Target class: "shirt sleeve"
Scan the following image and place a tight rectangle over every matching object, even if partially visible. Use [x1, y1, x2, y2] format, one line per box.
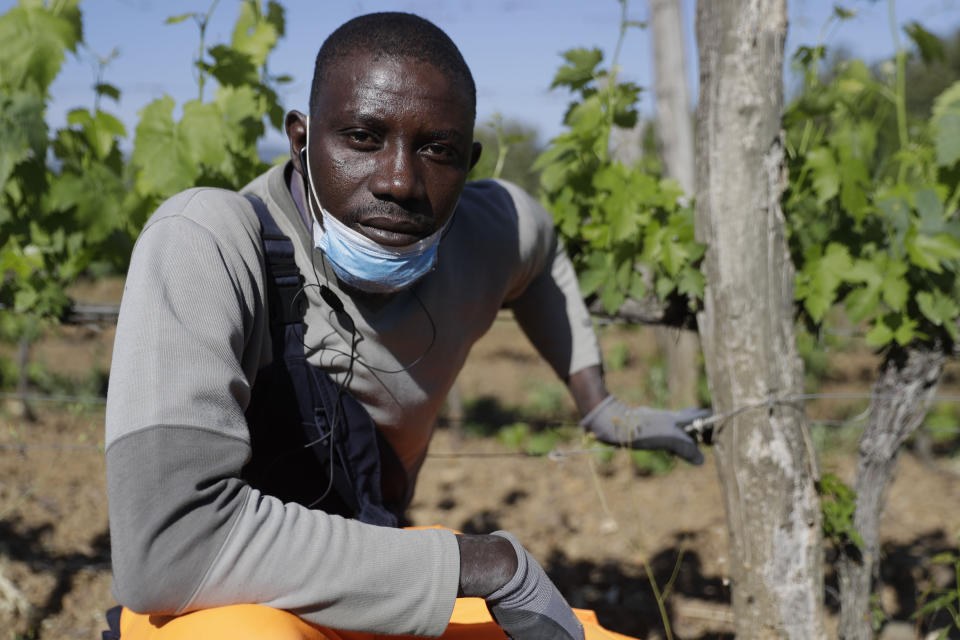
[105, 189, 460, 636]
[496, 181, 603, 379]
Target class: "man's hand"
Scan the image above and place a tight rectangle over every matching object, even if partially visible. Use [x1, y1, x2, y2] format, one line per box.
[456, 532, 584, 640]
[580, 395, 709, 465]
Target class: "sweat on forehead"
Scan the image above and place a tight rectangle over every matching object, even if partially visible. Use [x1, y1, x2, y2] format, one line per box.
[309, 12, 476, 118]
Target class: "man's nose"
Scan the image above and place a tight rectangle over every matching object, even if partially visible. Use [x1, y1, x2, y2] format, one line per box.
[369, 144, 425, 204]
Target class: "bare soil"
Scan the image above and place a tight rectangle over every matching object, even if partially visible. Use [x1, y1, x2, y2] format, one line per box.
[1, 283, 959, 639]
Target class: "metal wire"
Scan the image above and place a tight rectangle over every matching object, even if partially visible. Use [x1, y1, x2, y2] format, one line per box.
[3, 387, 958, 457]
[0, 392, 106, 404]
[0, 443, 102, 452]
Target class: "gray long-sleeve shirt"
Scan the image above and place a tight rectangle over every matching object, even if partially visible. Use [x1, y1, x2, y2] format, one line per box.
[105, 163, 601, 636]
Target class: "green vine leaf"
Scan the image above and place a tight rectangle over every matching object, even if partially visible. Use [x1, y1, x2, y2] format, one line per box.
[916, 291, 960, 340]
[805, 147, 840, 205]
[181, 100, 229, 169]
[231, 0, 279, 68]
[94, 82, 121, 102]
[131, 96, 195, 196]
[0, 0, 287, 323]
[903, 21, 945, 65]
[551, 48, 603, 90]
[578, 252, 609, 298]
[0, 91, 47, 196]
[165, 12, 197, 25]
[796, 243, 852, 322]
[787, 48, 960, 349]
[817, 472, 864, 550]
[0, 0, 81, 94]
[932, 80, 960, 167]
[538, 41, 703, 317]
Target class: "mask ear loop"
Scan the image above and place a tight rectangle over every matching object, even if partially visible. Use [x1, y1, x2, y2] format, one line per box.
[298, 140, 355, 336]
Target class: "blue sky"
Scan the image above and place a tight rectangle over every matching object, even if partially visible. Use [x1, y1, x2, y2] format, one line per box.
[7, 0, 960, 155]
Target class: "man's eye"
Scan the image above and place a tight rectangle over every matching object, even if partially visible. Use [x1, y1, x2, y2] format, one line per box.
[422, 143, 456, 160]
[345, 130, 377, 146]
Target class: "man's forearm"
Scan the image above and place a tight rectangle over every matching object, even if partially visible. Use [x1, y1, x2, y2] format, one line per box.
[566, 364, 609, 418]
[511, 241, 604, 385]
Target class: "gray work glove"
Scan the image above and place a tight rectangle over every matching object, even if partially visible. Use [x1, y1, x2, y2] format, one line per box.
[580, 395, 709, 465]
[485, 531, 584, 640]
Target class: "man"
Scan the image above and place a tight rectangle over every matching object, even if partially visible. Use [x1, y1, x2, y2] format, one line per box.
[104, 12, 706, 640]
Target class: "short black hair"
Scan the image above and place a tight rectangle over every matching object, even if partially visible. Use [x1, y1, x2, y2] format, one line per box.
[309, 12, 476, 118]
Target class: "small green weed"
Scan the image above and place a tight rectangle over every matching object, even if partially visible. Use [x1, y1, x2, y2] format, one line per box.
[521, 380, 569, 419]
[923, 403, 959, 445]
[817, 472, 864, 549]
[797, 330, 830, 393]
[0, 349, 109, 398]
[496, 421, 571, 456]
[645, 358, 670, 408]
[497, 422, 531, 450]
[27, 360, 109, 398]
[629, 449, 675, 475]
[914, 549, 960, 639]
[696, 368, 711, 408]
[0, 354, 17, 391]
[461, 395, 520, 437]
[869, 593, 887, 633]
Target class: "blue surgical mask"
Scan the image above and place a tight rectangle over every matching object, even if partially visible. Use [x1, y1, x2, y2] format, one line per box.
[303, 116, 449, 294]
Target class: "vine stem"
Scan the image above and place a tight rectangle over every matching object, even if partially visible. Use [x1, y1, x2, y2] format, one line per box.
[888, 0, 909, 182]
[195, 0, 222, 102]
[602, 0, 631, 162]
[610, 0, 629, 83]
[642, 558, 675, 640]
[491, 115, 509, 179]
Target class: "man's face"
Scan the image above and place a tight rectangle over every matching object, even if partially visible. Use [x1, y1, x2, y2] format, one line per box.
[288, 52, 481, 247]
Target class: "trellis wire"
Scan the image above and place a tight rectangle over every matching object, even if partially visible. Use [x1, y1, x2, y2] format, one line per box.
[2, 390, 958, 457]
[0, 392, 106, 405]
[7, 390, 960, 408]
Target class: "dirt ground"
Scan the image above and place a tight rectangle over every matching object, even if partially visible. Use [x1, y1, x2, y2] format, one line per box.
[1, 284, 959, 639]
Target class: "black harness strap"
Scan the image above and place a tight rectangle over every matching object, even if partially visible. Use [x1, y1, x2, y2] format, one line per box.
[241, 193, 403, 527]
[101, 605, 122, 640]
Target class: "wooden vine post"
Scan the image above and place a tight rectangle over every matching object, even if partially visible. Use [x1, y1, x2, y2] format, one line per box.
[694, 1, 826, 637]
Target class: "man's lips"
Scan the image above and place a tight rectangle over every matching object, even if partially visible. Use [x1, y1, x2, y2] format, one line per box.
[354, 215, 434, 247]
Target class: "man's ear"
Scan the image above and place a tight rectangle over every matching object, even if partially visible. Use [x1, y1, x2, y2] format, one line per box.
[285, 110, 307, 176]
[469, 141, 483, 172]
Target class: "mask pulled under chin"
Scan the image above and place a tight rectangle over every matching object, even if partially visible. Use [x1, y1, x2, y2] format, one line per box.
[312, 206, 448, 294]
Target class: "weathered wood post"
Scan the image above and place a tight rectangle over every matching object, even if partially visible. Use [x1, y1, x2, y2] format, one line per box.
[695, 1, 826, 637]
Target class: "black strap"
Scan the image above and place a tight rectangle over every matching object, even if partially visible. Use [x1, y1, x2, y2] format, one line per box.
[249, 194, 306, 325]
[242, 193, 402, 527]
[101, 605, 122, 640]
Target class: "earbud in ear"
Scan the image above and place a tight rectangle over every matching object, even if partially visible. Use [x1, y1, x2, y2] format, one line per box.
[299, 147, 307, 174]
